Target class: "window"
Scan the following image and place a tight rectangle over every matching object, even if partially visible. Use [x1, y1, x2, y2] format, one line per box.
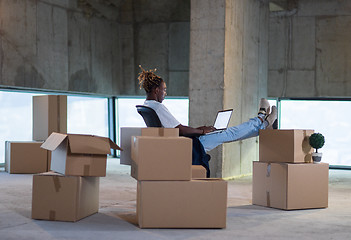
[0, 91, 109, 164]
[116, 97, 147, 130]
[0, 91, 44, 163]
[268, 99, 278, 110]
[67, 96, 108, 137]
[279, 99, 351, 167]
[0, 90, 190, 163]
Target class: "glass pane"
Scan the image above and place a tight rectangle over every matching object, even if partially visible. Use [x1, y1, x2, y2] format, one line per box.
[0, 91, 45, 163]
[268, 99, 277, 109]
[117, 98, 147, 130]
[280, 100, 351, 166]
[162, 98, 189, 126]
[67, 96, 108, 137]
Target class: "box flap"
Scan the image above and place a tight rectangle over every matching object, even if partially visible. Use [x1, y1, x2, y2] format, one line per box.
[67, 134, 121, 154]
[41, 132, 68, 151]
[108, 138, 123, 151]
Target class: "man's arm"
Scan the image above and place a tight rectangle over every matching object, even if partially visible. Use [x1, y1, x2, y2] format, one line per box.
[176, 124, 216, 136]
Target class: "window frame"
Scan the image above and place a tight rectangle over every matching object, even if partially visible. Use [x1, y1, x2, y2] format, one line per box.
[1, 87, 348, 170]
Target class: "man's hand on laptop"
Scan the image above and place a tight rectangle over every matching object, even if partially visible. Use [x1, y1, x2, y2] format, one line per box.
[197, 126, 217, 135]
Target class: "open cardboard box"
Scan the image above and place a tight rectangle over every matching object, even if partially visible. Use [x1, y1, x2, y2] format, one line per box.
[41, 132, 122, 176]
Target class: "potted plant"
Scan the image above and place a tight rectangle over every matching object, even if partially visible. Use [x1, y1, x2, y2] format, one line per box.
[309, 133, 325, 163]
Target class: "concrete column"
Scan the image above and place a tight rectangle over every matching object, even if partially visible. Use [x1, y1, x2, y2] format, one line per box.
[189, 0, 269, 178]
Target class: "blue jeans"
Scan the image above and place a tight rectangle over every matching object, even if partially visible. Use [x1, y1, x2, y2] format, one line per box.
[199, 117, 266, 152]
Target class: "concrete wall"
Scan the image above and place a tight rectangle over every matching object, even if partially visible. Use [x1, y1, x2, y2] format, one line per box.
[119, 0, 190, 96]
[0, 0, 121, 95]
[189, 0, 269, 178]
[268, 0, 351, 98]
[0, 0, 190, 96]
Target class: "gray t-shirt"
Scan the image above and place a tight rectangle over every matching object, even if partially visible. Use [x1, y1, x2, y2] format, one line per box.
[143, 100, 181, 128]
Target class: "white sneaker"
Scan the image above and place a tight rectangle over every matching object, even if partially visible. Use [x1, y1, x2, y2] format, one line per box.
[258, 98, 270, 116]
[266, 106, 277, 129]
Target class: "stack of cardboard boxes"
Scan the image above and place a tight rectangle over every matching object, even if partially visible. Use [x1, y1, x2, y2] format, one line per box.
[32, 132, 121, 222]
[120, 127, 228, 228]
[253, 129, 329, 210]
[10, 94, 124, 222]
[5, 95, 67, 174]
[120, 127, 208, 179]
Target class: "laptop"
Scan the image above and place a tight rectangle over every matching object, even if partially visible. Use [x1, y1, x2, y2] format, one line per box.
[206, 109, 233, 135]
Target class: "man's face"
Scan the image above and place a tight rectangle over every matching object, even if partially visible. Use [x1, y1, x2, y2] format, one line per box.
[156, 81, 167, 103]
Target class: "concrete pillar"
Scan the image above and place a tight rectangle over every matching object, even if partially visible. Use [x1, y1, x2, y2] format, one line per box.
[189, 0, 269, 178]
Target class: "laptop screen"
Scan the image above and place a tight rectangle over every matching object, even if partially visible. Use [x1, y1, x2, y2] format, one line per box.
[213, 109, 233, 130]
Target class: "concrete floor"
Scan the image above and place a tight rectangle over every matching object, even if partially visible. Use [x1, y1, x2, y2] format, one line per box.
[1, 158, 351, 240]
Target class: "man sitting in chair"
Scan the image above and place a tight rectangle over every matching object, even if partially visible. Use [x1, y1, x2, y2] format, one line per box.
[138, 66, 277, 153]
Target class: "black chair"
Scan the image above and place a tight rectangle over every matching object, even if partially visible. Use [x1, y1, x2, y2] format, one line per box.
[136, 105, 162, 127]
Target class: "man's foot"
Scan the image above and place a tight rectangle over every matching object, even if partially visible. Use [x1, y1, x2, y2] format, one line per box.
[258, 98, 270, 116]
[265, 106, 277, 129]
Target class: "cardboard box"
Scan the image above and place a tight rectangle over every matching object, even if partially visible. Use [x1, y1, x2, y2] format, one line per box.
[259, 129, 314, 163]
[41, 132, 122, 177]
[137, 179, 227, 228]
[32, 172, 99, 222]
[141, 128, 179, 137]
[131, 136, 192, 180]
[252, 161, 329, 210]
[5, 141, 48, 174]
[33, 95, 67, 141]
[191, 165, 207, 179]
[120, 127, 179, 165]
[120, 128, 142, 165]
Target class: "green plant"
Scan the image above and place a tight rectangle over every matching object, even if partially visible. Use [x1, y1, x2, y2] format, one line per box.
[309, 133, 325, 153]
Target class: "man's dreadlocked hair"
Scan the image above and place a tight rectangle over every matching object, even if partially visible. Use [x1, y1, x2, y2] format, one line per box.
[138, 65, 164, 93]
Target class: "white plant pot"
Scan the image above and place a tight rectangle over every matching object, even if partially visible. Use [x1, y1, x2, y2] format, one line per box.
[312, 152, 323, 163]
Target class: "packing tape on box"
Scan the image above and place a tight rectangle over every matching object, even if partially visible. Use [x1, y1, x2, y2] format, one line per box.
[159, 128, 165, 136]
[49, 210, 56, 221]
[131, 161, 137, 176]
[266, 164, 271, 177]
[266, 164, 271, 207]
[52, 176, 61, 192]
[266, 191, 271, 207]
[84, 165, 90, 175]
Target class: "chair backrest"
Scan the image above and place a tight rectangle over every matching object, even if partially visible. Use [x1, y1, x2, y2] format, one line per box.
[136, 105, 162, 127]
